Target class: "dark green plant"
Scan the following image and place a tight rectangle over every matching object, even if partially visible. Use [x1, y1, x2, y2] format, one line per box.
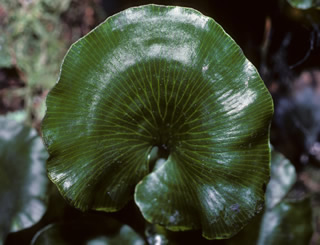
[42, 4, 273, 240]
[0, 116, 48, 243]
[227, 150, 313, 245]
[31, 218, 144, 245]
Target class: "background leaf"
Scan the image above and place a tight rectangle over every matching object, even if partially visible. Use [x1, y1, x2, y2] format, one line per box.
[287, 0, 320, 9]
[227, 150, 313, 245]
[31, 216, 145, 245]
[0, 117, 48, 243]
[266, 149, 297, 209]
[42, 4, 273, 239]
[257, 198, 313, 245]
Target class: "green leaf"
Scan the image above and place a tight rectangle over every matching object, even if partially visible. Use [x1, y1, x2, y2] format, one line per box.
[42, 5, 273, 239]
[266, 150, 297, 209]
[257, 198, 313, 245]
[226, 150, 313, 245]
[31, 221, 145, 245]
[287, 0, 320, 9]
[0, 117, 48, 242]
[225, 213, 263, 245]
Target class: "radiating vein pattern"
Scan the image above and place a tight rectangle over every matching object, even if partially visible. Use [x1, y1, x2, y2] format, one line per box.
[42, 5, 273, 240]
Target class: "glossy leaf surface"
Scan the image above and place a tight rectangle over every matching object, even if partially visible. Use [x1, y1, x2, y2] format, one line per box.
[0, 117, 48, 243]
[42, 5, 273, 239]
